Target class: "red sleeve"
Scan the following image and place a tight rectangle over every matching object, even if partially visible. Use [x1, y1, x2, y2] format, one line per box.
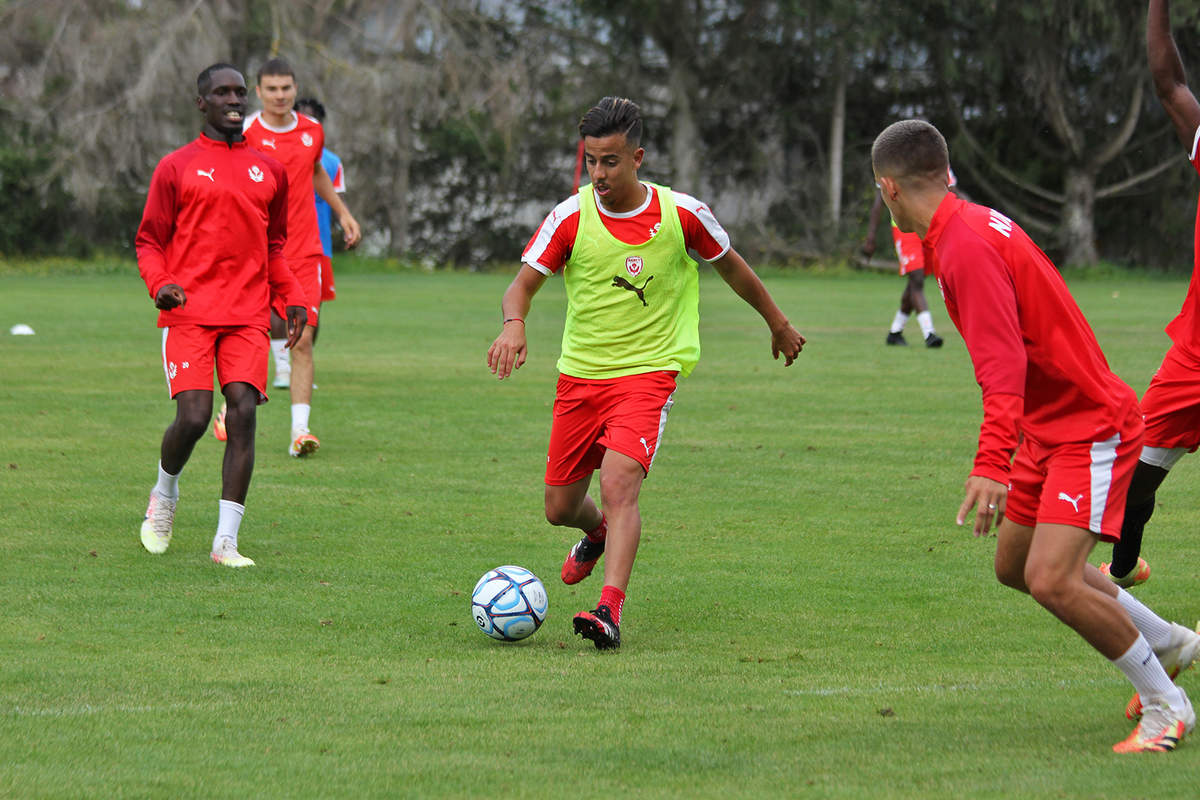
[265, 164, 303, 307]
[135, 155, 180, 299]
[939, 231, 1026, 480]
[973, 392, 1022, 482]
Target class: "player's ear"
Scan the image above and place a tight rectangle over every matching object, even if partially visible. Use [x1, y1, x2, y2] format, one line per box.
[877, 175, 900, 201]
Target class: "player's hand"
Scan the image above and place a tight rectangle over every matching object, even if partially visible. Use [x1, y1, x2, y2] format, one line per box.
[770, 322, 806, 367]
[154, 284, 187, 310]
[284, 305, 308, 349]
[487, 321, 527, 379]
[861, 237, 876, 257]
[339, 212, 362, 249]
[957, 475, 1007, 537]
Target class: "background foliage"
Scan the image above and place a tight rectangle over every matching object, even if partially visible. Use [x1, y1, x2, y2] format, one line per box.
[4, 0, 1200, 268]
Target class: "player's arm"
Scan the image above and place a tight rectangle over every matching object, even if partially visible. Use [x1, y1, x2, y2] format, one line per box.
[710, 248, 805, 366]
[1149, 0, 1200, 148]
[314, 161, 361, 248]
[135, 159, 185, 309]
[265, 167, 307, 347]
[487, 264, 548, 379]
[941, 241, 1024, 535]
[862, 191, 884, 256]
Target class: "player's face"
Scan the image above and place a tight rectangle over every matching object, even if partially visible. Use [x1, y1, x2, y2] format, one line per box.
[197, 69, 248, 139]
[584, 133, 645, 212]
[256, 73, 297, 119]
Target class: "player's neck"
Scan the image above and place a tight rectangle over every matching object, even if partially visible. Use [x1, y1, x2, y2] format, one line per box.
[261, 108, 294, 129]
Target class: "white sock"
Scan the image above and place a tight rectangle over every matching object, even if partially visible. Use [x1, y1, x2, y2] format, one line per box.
[270, 339, 290, 374]
[889, 311, 909, 334]
[292, 403, 311, 432]
[1116, 588, 1173, 652]
[154, 461, 180, 499]
[213, 499, 245, 552]
[917, 311, 936, 338]
[1111, 633, 1185, 707]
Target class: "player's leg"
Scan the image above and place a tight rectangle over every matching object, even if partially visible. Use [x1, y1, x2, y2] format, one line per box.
[546, 476, 607, 585]
[906, 272, 942, 348]
[141, 388, 212, 554]
[1103, 459, 1168, 586]
[211, 380, 259, 567]
[885, 279, 909, 346]
[289, 324, 319, 457]
[269, 308, 291, 388]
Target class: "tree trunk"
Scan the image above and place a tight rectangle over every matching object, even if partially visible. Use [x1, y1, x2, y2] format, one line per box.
[828, 46, 846, 235]
[1062, 167, 1098, 266]
[668, 57, 699, 192]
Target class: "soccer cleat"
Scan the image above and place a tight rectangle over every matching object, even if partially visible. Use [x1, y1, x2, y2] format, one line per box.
[1100, 558, 1150, 588]
[273, 369, 290, 389]
[1126, 621, 1200, 720]
[289, 429, 320, 458]
[1114, 693, 1194, 753]
[925, 332, 944, 348]
[139, 490, 177, 554]
[561, 536, 605, 585]
[212, 402, 227, 442]
[573, 606, 621, 650]
[210, 539, 255, 568]
[885, 331, 907, 346]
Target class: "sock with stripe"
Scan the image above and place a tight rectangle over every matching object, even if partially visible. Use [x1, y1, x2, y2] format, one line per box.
[599, 584, 625, 626]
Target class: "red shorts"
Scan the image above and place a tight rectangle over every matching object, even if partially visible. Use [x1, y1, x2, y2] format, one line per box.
[319, 255, 336, 302]
[545, 371, 678, 486]
[891, 227, 924, 275]
[1140, 343, 1200, 452]
[272, 254, 322, 326]
[1003, 414, 1143, 542]
[160, 324, 269, 402]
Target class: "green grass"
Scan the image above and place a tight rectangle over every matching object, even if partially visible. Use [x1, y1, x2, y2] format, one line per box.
[2, 266, 1200, 798]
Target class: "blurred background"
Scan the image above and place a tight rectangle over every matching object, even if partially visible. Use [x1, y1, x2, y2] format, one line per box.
[4, 0, 1200, 270]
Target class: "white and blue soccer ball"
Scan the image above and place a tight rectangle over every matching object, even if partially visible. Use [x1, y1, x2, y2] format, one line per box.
[471, 565, 548, 641]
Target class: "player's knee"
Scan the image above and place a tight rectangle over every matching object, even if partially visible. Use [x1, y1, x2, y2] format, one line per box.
[544, 498, 576, 527]
[1024, 564, 1072, 612]
[994, 554, 1026, 592]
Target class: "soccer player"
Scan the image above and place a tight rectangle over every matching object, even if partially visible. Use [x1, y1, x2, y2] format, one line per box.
[243, 58, 361, 457]
[872, 118, 1199, 753]
[862, 174, 959, 348]
[135, 63, 307, 567]
[487, 97, 806, 650]
[295, 97, 345, 314]
[1099, 0, 1200, 591]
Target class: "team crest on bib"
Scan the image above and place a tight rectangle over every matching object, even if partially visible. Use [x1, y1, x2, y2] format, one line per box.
[301, 132, 313, 147]
[248, 165, 264, 183]
[625, 256, 643, 277]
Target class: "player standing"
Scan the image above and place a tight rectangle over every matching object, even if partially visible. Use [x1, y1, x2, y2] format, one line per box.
[296, 97, 346, 312]
[1099, 0, 1200, 593]
[136, 63, 306, 567]
[243, 58, 361, 457]
[872, 119, 1199, 752]
[487, 97, 806, 649]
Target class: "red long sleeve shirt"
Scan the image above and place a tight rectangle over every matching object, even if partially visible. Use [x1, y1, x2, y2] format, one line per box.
[923, 193, 1138, 483]
[135, 134, 304, 328]
[1163, 128, 1200, 358]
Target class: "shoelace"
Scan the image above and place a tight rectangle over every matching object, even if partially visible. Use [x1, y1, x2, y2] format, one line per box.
[150, 496, 176, 537]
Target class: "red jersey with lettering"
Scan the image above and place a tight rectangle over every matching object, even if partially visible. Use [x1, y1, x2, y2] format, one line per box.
[135, 134, 302, 328]
[522, 183, 730, 274]
[924, 193, 1138, 482]
[1162, 127, 1200, 358]
[243, 110, 325, 262]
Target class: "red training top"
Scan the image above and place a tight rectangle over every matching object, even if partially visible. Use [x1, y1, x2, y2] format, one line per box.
[136, 134, 302, 328]
[923, 193, 1138, 483]
[1162, 127, 1200, 358]
[243, 110, 325, 262]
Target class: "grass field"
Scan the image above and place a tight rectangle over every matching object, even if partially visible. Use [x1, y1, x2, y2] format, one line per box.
[3, 265, 1200, 798]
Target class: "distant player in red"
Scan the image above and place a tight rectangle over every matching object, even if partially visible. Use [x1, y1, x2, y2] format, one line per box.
[862, 169, 959, 348]
[1101, 0, 1200, 590]
[242, 57, 361, 458]
[135, 63, 307, 567]
[872, 118, 1198, 753]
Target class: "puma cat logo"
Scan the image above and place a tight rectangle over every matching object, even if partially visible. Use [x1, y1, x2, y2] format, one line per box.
[612, 275, 654, 306]
[1058, 492, 1083, 513]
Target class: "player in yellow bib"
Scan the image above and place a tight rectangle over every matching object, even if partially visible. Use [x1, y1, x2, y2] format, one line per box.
[487, 96, 806, 649]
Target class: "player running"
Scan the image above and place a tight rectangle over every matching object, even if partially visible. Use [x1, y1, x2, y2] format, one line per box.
[1099, 0, 1200, 593]
[136, 63, 306, 567]
[872, 118, 1199, 753]
[487, 97, 806, 650]
[241, 58, 361, 457]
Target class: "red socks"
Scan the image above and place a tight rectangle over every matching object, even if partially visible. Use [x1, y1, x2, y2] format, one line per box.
[599, 585, 625, 625]
[585, 514, 607, 544]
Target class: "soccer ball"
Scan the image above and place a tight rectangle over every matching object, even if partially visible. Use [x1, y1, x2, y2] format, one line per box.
[471, 565, 548, 641]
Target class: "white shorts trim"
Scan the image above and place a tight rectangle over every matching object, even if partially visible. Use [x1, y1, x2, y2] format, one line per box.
[1140, 445, 1188, 471]
[1088, 434, 1120, 534]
